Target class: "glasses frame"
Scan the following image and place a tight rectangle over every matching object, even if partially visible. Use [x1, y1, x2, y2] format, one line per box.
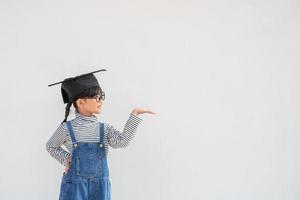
[84, 91, 105, 102]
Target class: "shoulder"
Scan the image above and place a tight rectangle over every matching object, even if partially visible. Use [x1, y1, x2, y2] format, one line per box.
[61, 119, 77, 129]
[99, 122, 114, 133]
[59, 121, 68, 130]
[99, 121, 110, 129]
[55, 121, 71, 135]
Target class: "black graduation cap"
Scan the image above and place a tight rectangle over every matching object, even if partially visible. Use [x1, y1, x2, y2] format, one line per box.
[48, 69, 106, 104]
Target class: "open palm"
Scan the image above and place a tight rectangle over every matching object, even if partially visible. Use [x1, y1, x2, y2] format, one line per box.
[131, 108, 156, 116]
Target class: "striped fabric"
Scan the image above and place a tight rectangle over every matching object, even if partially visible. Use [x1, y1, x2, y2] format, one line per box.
[46, 110, 142, 166]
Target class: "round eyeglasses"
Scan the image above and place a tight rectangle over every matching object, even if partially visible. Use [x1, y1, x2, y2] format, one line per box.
[88, 91, 105, 102]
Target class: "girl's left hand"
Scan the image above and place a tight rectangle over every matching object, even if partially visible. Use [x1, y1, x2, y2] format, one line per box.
[64, 157, 71, 174]
[131, 108, 156, 116]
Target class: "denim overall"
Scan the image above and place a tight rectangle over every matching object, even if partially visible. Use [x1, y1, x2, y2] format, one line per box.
[59, 121, 111, 200]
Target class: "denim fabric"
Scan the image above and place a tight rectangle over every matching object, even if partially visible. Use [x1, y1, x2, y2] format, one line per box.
[59, 121, 111, 200]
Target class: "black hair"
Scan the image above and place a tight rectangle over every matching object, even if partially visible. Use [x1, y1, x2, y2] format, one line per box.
[61, 86, 102, 124]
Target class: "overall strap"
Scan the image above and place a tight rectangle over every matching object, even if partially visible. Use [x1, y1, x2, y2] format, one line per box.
[66, 121, 77, 145]
[99, 122, 104, 148]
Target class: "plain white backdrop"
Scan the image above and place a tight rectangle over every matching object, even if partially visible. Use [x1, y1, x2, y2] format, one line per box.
[0, 0, 299, 199]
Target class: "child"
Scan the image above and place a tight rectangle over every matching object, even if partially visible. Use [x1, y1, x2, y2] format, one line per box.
[46, 69, 155, 200]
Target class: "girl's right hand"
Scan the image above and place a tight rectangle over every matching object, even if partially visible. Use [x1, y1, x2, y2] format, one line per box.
[64, 157, 71, 173]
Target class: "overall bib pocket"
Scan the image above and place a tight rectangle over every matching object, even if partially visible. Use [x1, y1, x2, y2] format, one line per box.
[75, 154, 102, 178]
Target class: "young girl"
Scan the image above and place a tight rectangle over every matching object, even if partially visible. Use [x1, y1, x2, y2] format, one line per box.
[46, 69, 155, 200]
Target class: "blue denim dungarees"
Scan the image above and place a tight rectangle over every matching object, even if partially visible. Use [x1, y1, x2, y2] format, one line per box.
[59, 121, 111, 200]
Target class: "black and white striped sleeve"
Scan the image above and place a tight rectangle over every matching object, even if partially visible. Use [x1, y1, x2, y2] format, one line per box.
[46, 123, 71, 166]
[105, 113, 142, 148]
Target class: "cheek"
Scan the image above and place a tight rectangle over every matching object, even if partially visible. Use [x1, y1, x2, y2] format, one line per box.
[90, 102, 98, 109]
[85, 101, 96, 110]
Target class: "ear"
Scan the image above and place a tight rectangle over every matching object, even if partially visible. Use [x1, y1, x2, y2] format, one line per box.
[76, 98, 86, 107]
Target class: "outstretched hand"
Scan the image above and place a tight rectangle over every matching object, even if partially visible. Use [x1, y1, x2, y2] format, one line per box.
[131, 108, 156, 116]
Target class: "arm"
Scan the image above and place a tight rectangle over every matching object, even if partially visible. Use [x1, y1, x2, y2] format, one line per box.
[106, 113, 143, 148]
[46, 123, 71, 166]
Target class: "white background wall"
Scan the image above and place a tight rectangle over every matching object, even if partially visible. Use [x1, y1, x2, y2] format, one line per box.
[0, 0, 299, 199]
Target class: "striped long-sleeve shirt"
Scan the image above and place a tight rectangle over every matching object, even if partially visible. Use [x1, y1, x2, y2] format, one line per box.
[46, 110, 142, 166]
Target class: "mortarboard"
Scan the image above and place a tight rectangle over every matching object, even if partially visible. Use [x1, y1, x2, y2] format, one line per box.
[48, 69, 106, 104]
